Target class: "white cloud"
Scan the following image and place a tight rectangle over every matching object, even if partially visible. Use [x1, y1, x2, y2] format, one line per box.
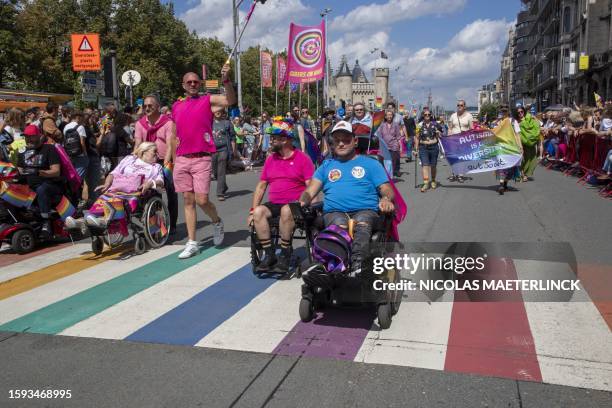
[180, 0, 311, 51]
[450, 19, 514, 51]
[330, 0, 466, 32]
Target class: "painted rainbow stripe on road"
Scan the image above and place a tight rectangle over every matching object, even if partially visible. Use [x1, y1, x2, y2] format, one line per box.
[0, 247, 610, 392]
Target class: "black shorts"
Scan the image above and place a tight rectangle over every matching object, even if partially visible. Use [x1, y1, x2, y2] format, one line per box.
[263, 202, 285, 218]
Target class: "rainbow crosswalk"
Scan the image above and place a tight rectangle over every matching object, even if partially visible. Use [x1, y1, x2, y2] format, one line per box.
[0, 243, 611, 392]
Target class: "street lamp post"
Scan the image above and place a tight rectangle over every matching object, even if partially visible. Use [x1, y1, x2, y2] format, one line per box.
[321, 8, 332, 108]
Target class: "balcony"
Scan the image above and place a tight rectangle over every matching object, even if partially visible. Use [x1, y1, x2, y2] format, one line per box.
[517, 10, 533, 25]
[515, 54, 531, 67]
[591, 51, 611, 69]
[536, 66, 558, 89]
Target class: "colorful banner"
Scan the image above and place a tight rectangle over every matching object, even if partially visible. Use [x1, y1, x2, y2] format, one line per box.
[260, 51, 273, 88]
[287, 20, 326, 84]
[439, 118, 522, 175]
[399, 104, 405, 113]
[375, 97, 383, 109]
[370, 111, 385, 136]
[277, 56, 287, 90]
[0, 181, 36, 208]
[56, 196, 76, 221]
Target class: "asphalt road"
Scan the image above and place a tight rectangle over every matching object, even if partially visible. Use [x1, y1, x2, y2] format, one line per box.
[1, 158, 611, 408]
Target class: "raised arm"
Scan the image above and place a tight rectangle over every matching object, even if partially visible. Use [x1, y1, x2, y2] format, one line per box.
[211, 64, 237, 114]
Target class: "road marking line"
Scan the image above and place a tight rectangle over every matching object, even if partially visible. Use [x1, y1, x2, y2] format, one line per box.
[61, 247, 251, 340]
[0, 245, 129, 301]
[0, 245, 179, 325]
[0, 245, 225, 334]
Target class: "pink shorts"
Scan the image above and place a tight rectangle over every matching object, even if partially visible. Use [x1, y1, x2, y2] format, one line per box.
[173, 155, 212, 194]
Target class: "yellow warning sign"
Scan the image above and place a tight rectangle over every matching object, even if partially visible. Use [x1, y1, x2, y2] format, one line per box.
[71, 33, 101, 72]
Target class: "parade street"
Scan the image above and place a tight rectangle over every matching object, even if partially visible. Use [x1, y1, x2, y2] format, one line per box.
[1, 161, 610, 408]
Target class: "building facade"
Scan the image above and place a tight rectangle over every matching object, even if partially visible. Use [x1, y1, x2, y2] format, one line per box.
[500, 26, 516, 104]
[510, 0, 612, 109]
[328, 56, 390, 110]
[478, 81, 503, 112]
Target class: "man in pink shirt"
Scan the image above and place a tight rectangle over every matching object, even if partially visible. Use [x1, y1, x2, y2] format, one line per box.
[172, 64, 236, 259]
[247, 119, 315, 272]
[134, 94, 178, 236]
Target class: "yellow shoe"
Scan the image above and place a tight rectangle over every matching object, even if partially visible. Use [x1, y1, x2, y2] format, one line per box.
[420, 181, 430, 192]
[431, 181, 437, 189]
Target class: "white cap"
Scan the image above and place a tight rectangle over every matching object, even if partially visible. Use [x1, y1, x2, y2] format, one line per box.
[331, 120, 353, 135]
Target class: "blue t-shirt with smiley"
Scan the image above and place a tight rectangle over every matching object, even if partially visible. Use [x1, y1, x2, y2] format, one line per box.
[313, 155, 388, 213]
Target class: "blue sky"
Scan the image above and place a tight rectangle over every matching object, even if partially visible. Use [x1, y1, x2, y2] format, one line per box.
[175, 0, 522, 108]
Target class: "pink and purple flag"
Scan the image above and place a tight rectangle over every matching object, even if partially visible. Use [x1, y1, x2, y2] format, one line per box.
[287, 20, 326, 84]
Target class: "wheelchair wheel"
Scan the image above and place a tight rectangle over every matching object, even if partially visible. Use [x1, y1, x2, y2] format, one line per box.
[142, 196, 170, 249]
[134, 235, 146, 255]
[11, 229, 35, 254]
[299, 297, 314, 322]
[103, 231, 125, 248]
[377, 303, 392, 330]
[92, 236, 104, 255]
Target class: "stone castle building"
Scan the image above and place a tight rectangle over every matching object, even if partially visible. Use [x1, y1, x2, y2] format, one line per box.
[328, 55, 390, 110]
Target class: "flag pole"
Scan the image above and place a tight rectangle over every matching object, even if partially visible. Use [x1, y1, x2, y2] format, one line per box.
[316, 80, 319, 119]
[307, 82, 310, 111]
[275, 54, 278, 116]
[288, 83, 291, 114]
[298, 84, 302, 108]
[259, 45, 263, 116]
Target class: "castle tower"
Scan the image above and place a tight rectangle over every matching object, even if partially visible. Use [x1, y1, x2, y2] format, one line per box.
[374, 67, 389, 105]
[335, 55, 353, 105]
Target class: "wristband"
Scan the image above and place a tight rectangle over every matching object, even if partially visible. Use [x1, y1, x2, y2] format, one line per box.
[249, 207, 254, 214]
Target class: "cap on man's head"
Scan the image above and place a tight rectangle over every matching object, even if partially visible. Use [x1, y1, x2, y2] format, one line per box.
[331, 121, 353, 135]
[23, 124, 40, 136]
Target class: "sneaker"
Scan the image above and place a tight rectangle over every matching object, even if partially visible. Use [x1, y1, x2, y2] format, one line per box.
[65, 216, 87, 235]
[178, 240, 199, 259]
[276, 248, 292, 273]
[431, 181, 437, 189]
[497, 185, 505, 195]
[420, 181, 430, 193]
[213, 219, 224, 246]
[256, 252, 277, 272]
[40, 220, 52, 238]
[85, 214, 105, 228]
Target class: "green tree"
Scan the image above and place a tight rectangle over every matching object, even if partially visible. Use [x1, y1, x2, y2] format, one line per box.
[0, 0, 20, 87]
[479, 102, 499, 123]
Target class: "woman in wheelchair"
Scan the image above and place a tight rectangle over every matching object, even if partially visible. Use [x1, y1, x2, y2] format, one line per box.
[298, 120, 395, 276]
[248, 118, 315, 273]
[65, 142, 163, 232]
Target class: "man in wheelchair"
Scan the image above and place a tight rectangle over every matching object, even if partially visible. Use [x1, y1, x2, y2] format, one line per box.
[248, 118, 315, 273]
[17, 125, 64, 237]
[299, 121, 395, 276]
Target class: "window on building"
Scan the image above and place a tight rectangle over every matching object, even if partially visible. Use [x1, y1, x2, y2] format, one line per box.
[563, 7, 572, 33]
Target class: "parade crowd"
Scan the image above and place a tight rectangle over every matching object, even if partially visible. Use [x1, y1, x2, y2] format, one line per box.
[1, 64, 611, 260]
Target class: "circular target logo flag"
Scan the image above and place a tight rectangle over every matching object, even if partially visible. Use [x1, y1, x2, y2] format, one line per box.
[287, 20, 326, 84]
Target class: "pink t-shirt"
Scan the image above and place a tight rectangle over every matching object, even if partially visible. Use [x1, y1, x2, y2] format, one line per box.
[260, 149, 314, 204]
[134, 117, 173, 160]
[171, 95, 216, 156]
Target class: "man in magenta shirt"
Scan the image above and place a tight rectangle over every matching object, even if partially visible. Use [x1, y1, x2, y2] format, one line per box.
[248, 118, 315, 272]
[172, 65, 236, 259]
[134, 94, 178, 235]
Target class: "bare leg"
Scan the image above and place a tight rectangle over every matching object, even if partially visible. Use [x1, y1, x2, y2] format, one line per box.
[183, 192, 197, 242]
[195, 193, 221, 223]
[279, 205, 295, 242]
[253, 205, 272, 240]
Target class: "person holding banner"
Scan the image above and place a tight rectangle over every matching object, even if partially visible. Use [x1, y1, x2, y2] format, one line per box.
[415, 110, 443, 192]
[448, 100, 473, 182]
[492, 105, 521, 195]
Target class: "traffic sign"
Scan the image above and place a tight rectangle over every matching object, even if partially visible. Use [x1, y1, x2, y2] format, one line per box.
[71, 33, 101, 72]
[121, 70, 141, 87]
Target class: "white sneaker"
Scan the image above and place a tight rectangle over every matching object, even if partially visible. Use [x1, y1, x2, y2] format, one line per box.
[85, 214, 105, 228]
[65, 216, 87, 235]
[178, 240, 199, 259]
[213, 219, 224, 246]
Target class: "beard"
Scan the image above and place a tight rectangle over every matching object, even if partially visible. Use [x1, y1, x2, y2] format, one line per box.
[271, 143, 282, 153]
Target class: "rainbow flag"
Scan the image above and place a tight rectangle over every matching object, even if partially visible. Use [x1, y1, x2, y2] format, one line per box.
[370, 110, 385, 137]
[304, 128, 322, 165]
[104, 198, 126, 221]
[375, 97, 383, 109]
[55, 195, 76, 221]
[0, 162, 18, 178]
[0, 182, 36, 208]
[148, 214, 168, 236]
[594, 92, 603, 108]
[163, 162, 173, 187]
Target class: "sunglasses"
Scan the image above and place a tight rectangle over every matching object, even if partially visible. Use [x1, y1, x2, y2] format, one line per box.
[185, 80, 200, 85]
[424, 114, 431, 117]
[143, 104, 155, 109]
[354, 109, 364, 111]
[457, 104, 465, 107]
[518, 110, 525, 114]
